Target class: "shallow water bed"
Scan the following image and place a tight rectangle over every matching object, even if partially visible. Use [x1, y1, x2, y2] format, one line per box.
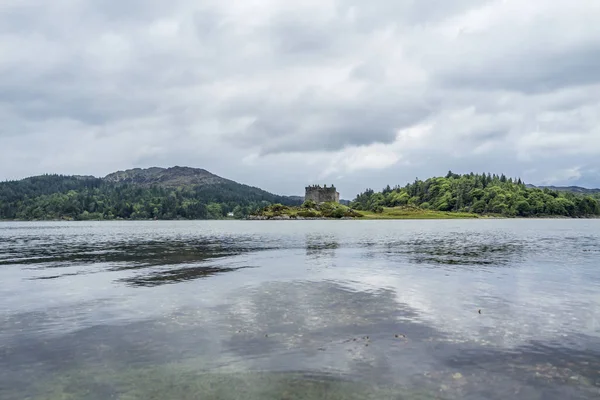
[1, 220, 599, 399]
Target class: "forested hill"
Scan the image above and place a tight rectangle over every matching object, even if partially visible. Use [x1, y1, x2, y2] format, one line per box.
[526, 184, 600, 195]
[104, 166, 228, 187]
[351, 172, 600, 218]
[0, 167, 301, 220]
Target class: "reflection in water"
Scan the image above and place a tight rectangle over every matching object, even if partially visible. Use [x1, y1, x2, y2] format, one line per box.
[381, 233, 526, 267]
[3, 279, 599, 399]
[1, 233, 270, 286]
[1, 221, 599, 399]
[305, 233, 339, 270]
[120, 265, 257, 287]
[0, 238, 254, 268]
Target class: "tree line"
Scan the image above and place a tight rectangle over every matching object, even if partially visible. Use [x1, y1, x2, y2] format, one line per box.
[351, 172, 600, 217]
[0, 175, 300, 220]
[3, 172, 599, 220]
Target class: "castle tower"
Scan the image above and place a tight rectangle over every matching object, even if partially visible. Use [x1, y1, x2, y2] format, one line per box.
[305, 184, 340, 203]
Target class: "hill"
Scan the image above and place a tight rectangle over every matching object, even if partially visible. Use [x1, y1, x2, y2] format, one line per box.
[352, 171, 600, 218]
[0, 167, 301, 220]
[104, 166, 228, 187]
[525, 184, 600, 194]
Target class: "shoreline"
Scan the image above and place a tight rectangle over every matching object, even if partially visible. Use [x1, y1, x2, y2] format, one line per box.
[1, 215, 599, 222]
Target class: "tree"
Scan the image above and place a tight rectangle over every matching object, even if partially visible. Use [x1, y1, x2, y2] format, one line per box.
[471, 200, 487, 214]
[350, 172, 600, 218]
[232, 205, 244, 219]
[206, 203, 223, 219]
[515, 200, 531, 216]
[302, 199, 317, 209]
[0, 173, 304, 220]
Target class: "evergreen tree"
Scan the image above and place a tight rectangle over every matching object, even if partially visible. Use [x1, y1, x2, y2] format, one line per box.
[350, 172, 600, 218]
[0, 175, 301, 220]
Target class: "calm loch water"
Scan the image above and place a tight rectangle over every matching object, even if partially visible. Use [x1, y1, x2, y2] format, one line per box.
[0, 220, 599, 399]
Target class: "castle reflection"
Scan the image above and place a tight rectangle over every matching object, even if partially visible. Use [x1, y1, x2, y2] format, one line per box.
[305, 233, 339, 269]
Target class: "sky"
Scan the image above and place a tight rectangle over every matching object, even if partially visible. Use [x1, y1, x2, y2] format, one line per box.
[1, 0, 600, 198]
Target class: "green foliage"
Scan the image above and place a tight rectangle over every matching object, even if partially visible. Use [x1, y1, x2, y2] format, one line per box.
[264, 204, 292, 217]
[0, 174, 301, 220]
[302, 199, 317, 209]
[351, 171, 600, 218]
[270, 204, 289, 213]
[515, 200, 531, 216]
[318, 202, 361, 218]
[256, 201, 362, 219]
[297, 209, 319, 218]
[360, 205, 479, 219]
[206, 203, 223, 219]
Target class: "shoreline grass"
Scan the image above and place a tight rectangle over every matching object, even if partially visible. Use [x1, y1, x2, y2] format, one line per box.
[357, 207, 481, 219]
[251, 204, 484, 220]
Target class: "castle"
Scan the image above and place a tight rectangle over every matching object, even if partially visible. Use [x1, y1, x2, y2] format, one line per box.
[305, 184, 340, 203]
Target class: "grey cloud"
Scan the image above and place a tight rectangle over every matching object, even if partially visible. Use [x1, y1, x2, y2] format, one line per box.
[542, 89, 600, 113]
[466, 129, 507, 144]
[0, 80, 157, 126]
[0, 7, 35, 34]
[268, 19, 338, 56]
[0, 21, 214, 126]
[87, 0, 186, 24]
[437, 43, 600, 94]
[193, 8, 225, 37]
[351, 61, 387, 82]
[253, 10, 360, 67]
[570, 165, 600, 188]
[337, 0, 492, 29]
[245, 114, 397, 154]
[224, 88, 434, 154]
[1, 0, 600, 194]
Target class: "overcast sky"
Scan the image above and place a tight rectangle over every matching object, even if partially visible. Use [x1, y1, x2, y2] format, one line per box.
[1, 0, 599, 198]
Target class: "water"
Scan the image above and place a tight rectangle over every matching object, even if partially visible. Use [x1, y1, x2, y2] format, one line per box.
[0, 220, 599, 399]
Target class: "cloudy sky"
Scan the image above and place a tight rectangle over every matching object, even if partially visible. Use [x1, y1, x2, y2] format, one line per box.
[1, 0, 599, 197]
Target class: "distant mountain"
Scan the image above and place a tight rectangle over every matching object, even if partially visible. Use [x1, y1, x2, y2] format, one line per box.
[104, 166, 227, 187]
[526, 184, 600, 194]
[0, 166, 302, 220]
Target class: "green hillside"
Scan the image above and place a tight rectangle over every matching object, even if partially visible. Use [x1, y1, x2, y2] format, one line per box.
[0, 167, 301, 221]
[3, 168, 599, 221]
[351, 172, 600, 218]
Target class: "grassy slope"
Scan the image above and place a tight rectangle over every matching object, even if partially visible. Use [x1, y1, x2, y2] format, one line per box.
[358, 206, 481, 219]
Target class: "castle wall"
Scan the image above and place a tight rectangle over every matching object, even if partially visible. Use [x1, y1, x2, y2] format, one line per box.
[305, 185, 340, 203]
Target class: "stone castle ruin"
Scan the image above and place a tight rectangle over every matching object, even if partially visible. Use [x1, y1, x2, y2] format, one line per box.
[305, 184, 340, 204]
